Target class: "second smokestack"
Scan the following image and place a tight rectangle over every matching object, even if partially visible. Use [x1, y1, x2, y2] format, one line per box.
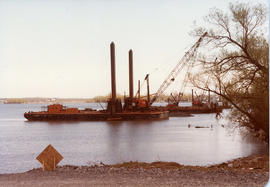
[110, 42, 116, 114]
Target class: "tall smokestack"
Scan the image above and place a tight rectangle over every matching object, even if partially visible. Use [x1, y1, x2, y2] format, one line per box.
[110, 42, 116, 114]
[129, 49, 134, 99]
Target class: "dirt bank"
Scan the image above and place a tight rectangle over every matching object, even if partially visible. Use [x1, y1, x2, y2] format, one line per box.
[0, 154, 268, 187]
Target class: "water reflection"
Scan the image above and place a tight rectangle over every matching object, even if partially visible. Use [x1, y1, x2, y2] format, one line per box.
[106, 122, 122, 158]
[105, 121, 157, 163]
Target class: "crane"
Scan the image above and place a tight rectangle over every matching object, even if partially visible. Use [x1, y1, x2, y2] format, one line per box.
[150, 32, 207, 105]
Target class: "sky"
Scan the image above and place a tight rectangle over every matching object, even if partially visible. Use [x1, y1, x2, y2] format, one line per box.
[0, 0, 268, 98]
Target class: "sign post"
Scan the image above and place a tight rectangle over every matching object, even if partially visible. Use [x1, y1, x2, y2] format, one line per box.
[36, 144, 63, 171]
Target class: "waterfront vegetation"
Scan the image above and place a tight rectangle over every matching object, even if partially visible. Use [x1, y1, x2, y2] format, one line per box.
[190, 2, 269, 142]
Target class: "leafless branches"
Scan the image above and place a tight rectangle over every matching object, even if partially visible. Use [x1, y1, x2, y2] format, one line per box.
[189, 2, 269, 140]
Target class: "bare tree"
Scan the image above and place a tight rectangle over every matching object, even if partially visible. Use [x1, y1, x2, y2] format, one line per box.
[190, 2, 269, 141]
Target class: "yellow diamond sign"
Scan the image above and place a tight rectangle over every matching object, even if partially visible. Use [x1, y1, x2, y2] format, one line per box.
[36, 144, 63, 171]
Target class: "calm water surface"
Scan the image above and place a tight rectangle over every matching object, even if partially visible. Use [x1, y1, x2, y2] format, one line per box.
[0, 103, 267, 174]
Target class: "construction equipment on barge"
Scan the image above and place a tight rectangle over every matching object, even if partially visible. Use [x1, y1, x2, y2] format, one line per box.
[164, 89, 224, 115]
[144, 32, 223, 114]
[24, 32, 223, 121]
[24, 42, 169, 121]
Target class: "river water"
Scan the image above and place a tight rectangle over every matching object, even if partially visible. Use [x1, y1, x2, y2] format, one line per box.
[0, 103, 267, 174]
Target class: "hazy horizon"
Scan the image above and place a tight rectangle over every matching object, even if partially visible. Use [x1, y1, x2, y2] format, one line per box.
[0, 0, 267, 98]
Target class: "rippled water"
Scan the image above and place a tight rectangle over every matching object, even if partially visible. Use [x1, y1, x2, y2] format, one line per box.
[0, 103, 267, 174]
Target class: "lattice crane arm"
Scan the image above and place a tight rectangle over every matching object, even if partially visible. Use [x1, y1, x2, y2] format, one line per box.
[150, 32, 207, 105]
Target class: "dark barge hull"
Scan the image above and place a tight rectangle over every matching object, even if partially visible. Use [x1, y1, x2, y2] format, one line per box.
[24, 111, 169, 121]
[152, 106, 223, 116]
[170, 107, 223, 114]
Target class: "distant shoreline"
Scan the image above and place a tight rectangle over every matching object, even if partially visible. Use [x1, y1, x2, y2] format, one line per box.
[0, 99, 180, 104]
[0, 96, 192, 104]
[1, 98, 95, 104]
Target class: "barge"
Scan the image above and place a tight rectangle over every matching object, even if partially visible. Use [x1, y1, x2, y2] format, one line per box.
[151, 105, 222, 117]
[166, 106, 223, 114]
[24, 104, 169, 121]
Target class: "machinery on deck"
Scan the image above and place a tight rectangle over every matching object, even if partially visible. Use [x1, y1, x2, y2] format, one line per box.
[123, 32, 208, 111]
[167, 92, 183, 107]
[108, 32, 222, 115]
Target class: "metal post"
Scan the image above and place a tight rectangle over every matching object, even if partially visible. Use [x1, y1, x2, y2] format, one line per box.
[138, 80, 140, 99]
[110, 42, 116, 114]
[146, 74, 150, 107]
[192, 89, 194, 106]
[129, 50, 133, 99]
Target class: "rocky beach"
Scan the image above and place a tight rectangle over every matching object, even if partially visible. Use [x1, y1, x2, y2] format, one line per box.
[0, 154, 268, 187]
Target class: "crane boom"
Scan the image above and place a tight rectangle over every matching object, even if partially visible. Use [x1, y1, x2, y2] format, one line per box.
[150, 32, 207, 105]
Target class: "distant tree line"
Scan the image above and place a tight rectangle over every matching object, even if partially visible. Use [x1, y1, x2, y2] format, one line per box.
[90, 93, 194, 103]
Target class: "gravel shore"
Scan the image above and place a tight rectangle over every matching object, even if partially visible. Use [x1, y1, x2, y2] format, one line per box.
[0, 154, 268, 187]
